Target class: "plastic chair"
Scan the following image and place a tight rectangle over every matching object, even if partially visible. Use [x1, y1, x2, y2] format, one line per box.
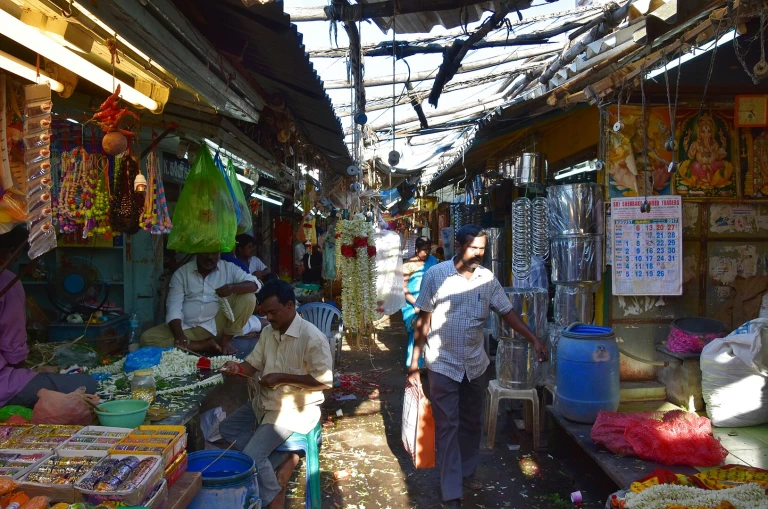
[484, 379, 540, 450]
[297, 302, 343, 367]
[274, 421, 323, 508]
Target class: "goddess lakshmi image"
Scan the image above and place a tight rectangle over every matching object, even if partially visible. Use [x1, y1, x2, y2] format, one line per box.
[606, 106, 672, 197]
[676, 112, 736, 196]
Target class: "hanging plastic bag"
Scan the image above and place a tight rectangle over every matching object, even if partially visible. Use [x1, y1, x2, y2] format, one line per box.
[401, 384, 435, 468]
[701, 318, 768, 427]
[226, 159, 252, 234]
[167, 145, 237, 253]
[213, 152, 241, 226]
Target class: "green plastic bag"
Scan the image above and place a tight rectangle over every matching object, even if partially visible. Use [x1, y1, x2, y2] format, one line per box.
[167, 145, 237, 253]
[0, 405, 33, 422]
[226, 159, 253, 235]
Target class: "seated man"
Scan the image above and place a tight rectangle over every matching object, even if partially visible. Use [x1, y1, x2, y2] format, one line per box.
[0, 226, 97, 407]
[220, 280, 333, 508]
[140, 253, 259, 354]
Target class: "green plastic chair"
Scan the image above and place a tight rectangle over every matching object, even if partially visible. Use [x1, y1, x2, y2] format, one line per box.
[275, 420, 322, 508]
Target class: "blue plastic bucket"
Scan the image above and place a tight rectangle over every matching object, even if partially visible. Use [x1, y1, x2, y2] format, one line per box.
[556, 323, 620, 424]
[187, 450, 260, 509]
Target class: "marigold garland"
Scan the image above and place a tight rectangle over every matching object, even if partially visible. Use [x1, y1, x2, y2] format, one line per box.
[335, 216, 377, 331]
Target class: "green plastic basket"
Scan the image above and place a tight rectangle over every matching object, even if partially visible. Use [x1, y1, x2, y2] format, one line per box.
[94, 399, 149, 428]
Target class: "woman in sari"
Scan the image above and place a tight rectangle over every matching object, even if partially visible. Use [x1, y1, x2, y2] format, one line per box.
[401, 236, 438, 367]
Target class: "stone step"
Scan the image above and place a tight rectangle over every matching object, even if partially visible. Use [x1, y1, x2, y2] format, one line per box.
[620, 381, 667, 402]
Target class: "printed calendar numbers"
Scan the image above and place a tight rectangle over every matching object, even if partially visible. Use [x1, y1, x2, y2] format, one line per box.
[611, 196, 683, 296]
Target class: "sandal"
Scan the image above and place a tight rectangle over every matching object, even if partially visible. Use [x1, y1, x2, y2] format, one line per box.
[462, 477, 483, 491]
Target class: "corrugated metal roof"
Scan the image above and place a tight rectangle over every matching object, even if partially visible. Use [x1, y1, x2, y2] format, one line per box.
[425, 0, 729, 189]
[171, 0, 352, 176]
[359, 0, 508, 34]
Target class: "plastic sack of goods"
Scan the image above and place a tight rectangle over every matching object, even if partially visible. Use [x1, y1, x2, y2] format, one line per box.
[167, 145, 237, 254]
[701, 318, 768, 427]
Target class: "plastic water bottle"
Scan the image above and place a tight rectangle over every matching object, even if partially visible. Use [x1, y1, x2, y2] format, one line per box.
[128, 311, 140, 352]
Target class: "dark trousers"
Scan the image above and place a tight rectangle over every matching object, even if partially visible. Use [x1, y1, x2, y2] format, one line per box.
[428, 367, 489, 501]
[7, 373, 97, 407]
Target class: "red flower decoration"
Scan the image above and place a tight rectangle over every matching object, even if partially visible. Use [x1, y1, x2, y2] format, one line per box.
[341, 245, 356, 258]
[367, 245, 377, 257]
[353, 236, 368, 248]
[335, 233, 341, 239]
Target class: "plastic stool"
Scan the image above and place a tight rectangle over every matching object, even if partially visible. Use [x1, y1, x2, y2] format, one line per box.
[484, 379, 540, 450]
[274, 421, 322, 508]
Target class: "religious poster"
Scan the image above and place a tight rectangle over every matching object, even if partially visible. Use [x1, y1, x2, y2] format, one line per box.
[605, 105, 674, 198]
[741, 127, 768, 197]
[674, 110, 738, 197]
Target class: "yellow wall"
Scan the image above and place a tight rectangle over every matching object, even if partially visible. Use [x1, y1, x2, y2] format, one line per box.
[469, 106, 599, 169]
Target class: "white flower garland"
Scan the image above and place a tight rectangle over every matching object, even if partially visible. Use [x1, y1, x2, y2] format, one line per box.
[89, 349, 239, 380]
[90, 357, 126, 375]
[335, 216, 378, 331]
[623, 482, 768, 509]
[156, 374, 224, 396]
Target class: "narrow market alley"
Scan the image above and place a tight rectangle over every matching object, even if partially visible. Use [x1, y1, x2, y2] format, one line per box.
[278, 315, 616, 509]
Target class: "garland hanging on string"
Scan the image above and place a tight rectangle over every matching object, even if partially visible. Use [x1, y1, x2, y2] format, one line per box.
[335, 215, 377, 330]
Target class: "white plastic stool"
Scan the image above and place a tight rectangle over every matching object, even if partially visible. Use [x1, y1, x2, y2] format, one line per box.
[484, 379, 540, 450]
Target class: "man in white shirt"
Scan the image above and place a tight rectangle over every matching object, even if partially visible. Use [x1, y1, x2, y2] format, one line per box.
[220, 280, 333, 508]
[407, 225, 549, 508]
[140, 253, 260, 354]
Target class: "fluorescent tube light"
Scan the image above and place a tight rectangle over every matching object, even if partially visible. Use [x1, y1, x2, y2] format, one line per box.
[66, 118, 79, 124]
[236, 173, 254, 186]
[0, 50, 64, 92]
[251, 192, 283, 206]
[0, 9, 158, 110]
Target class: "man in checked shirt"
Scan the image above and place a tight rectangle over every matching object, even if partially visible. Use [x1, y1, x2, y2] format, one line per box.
[407, 224, 549, 508]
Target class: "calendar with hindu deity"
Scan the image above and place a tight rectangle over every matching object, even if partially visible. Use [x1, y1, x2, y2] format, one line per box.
[611, 196, 683, 296]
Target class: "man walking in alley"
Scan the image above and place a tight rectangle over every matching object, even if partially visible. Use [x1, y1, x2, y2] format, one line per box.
[407, 224, 549, 508]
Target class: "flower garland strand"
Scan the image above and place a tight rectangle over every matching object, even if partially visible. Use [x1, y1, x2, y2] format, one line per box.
[620, 482, 768, 509]
[336, 216, 377, 331]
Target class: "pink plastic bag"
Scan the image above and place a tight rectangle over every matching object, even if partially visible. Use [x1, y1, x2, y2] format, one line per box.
[32, 387, 97, 425]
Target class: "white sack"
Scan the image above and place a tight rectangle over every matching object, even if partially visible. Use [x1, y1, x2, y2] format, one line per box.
[701, 318, 768, 427]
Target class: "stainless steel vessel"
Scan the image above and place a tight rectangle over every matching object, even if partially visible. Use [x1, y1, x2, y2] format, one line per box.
[516, 152, 546, 187]
[496, 338, 537, 390]
[547, 183, 604, 236]
[483, 227, 509, 287]
[550, 234, 604, 284]
[554, 283, 596, 326]
[494, 288, 548, 342]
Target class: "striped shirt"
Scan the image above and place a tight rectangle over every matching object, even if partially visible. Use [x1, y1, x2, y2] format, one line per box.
[415, 259, 513, 382]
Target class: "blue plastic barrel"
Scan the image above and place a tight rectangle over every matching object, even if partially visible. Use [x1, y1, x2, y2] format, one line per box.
[187, 450, 260, 509]
[556, 323, 620, 423]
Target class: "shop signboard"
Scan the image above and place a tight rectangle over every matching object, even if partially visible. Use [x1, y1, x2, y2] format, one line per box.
[162, 152, 191, 183]
[611, 195, 683, 296]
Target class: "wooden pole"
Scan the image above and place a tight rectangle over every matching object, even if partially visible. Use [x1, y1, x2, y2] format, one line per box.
[428, 3, 512, 107]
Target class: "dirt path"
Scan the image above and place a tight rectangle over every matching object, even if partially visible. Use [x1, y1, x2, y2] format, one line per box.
[284, 315, 617, 509]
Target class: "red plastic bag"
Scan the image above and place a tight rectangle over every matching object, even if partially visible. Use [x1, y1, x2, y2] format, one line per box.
[32, 387, 96, 425]
[591, 410, 728, 467]
[402, 385, 435, 468]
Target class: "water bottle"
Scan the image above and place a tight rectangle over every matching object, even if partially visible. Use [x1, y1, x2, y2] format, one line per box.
[128, 310, 140, 352]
